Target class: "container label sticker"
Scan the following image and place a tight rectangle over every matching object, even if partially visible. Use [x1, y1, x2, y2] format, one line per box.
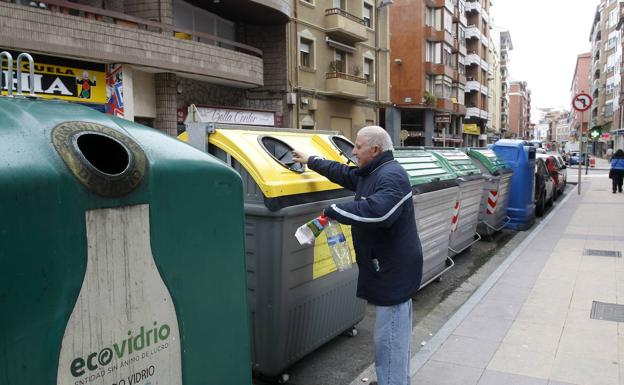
[57, 205, 182, 385]
[312, 225, 356, 279]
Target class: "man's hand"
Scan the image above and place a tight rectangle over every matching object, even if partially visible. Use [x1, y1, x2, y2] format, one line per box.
[292, 150, 311, 164]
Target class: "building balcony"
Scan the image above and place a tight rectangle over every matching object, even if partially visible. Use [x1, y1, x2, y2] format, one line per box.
[0, 1, 264, 87]
[436, 98, 454, 111]
[424, 62, 455, 78]
[465, 53, 480, 66]
[325, 72, 368, 99]
[465, 1, 481, 13]
[325, 8, 367, 44]
[466, 25, 481, 40]
[465, 80, 481, 92]
[466, 107, 488, 120]
[425, 0, 445, 7]
[453, 103, 467, 115]
[423, 26, 445, 42]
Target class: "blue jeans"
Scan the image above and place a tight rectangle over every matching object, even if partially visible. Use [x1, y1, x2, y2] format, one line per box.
[374, 299, 413, 385]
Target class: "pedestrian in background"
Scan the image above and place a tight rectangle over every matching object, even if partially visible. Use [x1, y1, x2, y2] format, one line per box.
[609, 149, 624, 193]
[292, 126, 423, 385]
[606, 148, 613, 161]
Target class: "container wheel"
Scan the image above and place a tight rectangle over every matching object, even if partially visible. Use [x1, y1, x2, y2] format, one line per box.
[435, 275, 443, 283]
[343, 327, 358, 337]
[277, 373, 290, 384]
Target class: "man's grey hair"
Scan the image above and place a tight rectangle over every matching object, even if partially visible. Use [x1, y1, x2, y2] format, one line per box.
[357, 126, 394, 152]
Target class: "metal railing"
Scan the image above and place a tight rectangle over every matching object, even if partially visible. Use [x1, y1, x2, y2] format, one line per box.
[13, 0, 262, 57]
[324, 8, 366, 25]
[325, 71, 367, 84]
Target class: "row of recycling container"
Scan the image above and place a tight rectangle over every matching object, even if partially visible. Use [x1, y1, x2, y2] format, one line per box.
[1, 95, 540, 385]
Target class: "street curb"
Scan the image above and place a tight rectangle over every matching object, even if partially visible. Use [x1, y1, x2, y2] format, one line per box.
[406, 188, 577, 377]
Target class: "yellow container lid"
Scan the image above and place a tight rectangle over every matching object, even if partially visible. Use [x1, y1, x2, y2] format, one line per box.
[179, 129, 353, 198]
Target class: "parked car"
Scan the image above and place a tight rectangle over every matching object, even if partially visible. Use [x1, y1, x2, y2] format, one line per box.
[537, 153, 566, 198]
[569, 152, 592, 166]
[551, 154, 567, 194]
[534, 157, 555, 217]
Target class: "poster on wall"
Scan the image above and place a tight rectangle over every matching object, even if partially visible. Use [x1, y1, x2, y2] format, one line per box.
[0, 49, 106, 104]
[106, 64, 124, 117]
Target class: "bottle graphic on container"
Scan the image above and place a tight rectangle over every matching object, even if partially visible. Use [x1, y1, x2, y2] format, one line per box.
[324, 218, 353, 271]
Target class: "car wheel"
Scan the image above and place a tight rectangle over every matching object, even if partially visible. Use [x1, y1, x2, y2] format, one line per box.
[536, 190, 545, 217]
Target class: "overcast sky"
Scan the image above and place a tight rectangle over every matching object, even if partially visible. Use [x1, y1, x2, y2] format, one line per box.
[491, 0, 599, 122]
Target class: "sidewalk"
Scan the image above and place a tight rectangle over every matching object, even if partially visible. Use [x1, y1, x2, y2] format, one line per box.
[409, 174, 624, 385]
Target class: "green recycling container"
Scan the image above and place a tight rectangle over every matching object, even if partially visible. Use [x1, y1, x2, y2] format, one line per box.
[0, 98, 251, 385]
[427, 148, 485, 256]
[465, 148, 514, 237]
[394, 148, 459, 288]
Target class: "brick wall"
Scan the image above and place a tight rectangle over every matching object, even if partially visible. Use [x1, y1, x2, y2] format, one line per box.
[0, 2, 263, 86]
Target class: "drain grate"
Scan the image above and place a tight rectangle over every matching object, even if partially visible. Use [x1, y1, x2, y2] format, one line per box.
[583, 249, 622, 258]
[590, 301, 624, 322]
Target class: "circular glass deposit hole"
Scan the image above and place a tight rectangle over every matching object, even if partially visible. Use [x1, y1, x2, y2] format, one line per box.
[75, 133, 131, 176]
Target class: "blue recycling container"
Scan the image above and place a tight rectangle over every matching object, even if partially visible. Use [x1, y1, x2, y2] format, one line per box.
[491, 140, 536, 230]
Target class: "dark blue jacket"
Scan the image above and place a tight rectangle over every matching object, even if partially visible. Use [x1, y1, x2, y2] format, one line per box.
[308, 151, 423, 306]
[611, 155, 624, 170]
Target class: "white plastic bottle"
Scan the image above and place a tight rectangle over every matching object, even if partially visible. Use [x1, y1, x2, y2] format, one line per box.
[325, 218, 353, 271]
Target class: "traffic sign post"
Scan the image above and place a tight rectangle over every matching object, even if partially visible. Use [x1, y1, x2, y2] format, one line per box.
[572, 92, 593, 195]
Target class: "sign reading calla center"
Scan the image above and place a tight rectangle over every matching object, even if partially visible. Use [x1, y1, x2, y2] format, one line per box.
[194, 105, 276, 126]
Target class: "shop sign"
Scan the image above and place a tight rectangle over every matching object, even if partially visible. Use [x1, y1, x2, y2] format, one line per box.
[177, 108, 188, 124]
[195, 106, 275, 126]
[105, 64, 124, 117]
[1, 50, 106, 104]
[435, 112, 451, 124]
[463, 123, 480, 135]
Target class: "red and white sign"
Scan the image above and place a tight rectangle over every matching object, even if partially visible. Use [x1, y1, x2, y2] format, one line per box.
[486, 190, 498, 215]
[450, 201, 461, 232]
[572, 93, 592, 112]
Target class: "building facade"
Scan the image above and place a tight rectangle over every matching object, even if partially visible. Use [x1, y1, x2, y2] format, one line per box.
[462, 0, 491, 147]
[498, 30, 513, 136]
[1, 0, 292, 135]
[294, 0, 391, 139]
[387, 0, 468, 147]
[508, 80, 531, 139]
[589, 0, 621, 148]
[486, 32, 501, 142]
[570, 52, 591, 141]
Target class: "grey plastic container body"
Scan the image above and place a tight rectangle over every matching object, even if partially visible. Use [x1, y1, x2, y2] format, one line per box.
[449, 177, 486, 255]
[210, 147, 366, 377]
[477, 173, 513, 236]
[413, 186, 460, 286]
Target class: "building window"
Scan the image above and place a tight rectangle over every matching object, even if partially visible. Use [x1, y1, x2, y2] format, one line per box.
[364, 58, 373, 82]
[335, 50, 347, 72]
[363, 3, 373, 28]
[426, 7, 442, 30]
[333, 0, 345, 10]
[300, 38, 313, 68]
[609, 9, 618, 28]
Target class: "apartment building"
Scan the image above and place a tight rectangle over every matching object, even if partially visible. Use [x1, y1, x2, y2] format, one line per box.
[508, 80, 531, 139]
[386, 0, 467, 147]
[570, 52, 591, 140]
[462, 0, 491, 147]
[1, 0, 291, 135]
[498, 30, 512, 135]
[614, 1, 624, 150]
[589, 0, 620, 149]
[487, 32, 500, 142]
[294, 0, 391, 139]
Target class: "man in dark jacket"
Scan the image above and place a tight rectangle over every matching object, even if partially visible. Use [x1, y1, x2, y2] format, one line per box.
[293, 126, 423, 385]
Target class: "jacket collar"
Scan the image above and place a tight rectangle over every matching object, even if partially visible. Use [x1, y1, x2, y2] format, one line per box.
[356, 150, 395, 176]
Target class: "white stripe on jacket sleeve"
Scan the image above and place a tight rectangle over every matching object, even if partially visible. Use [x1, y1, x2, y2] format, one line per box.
[330, 192, 413, 223]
